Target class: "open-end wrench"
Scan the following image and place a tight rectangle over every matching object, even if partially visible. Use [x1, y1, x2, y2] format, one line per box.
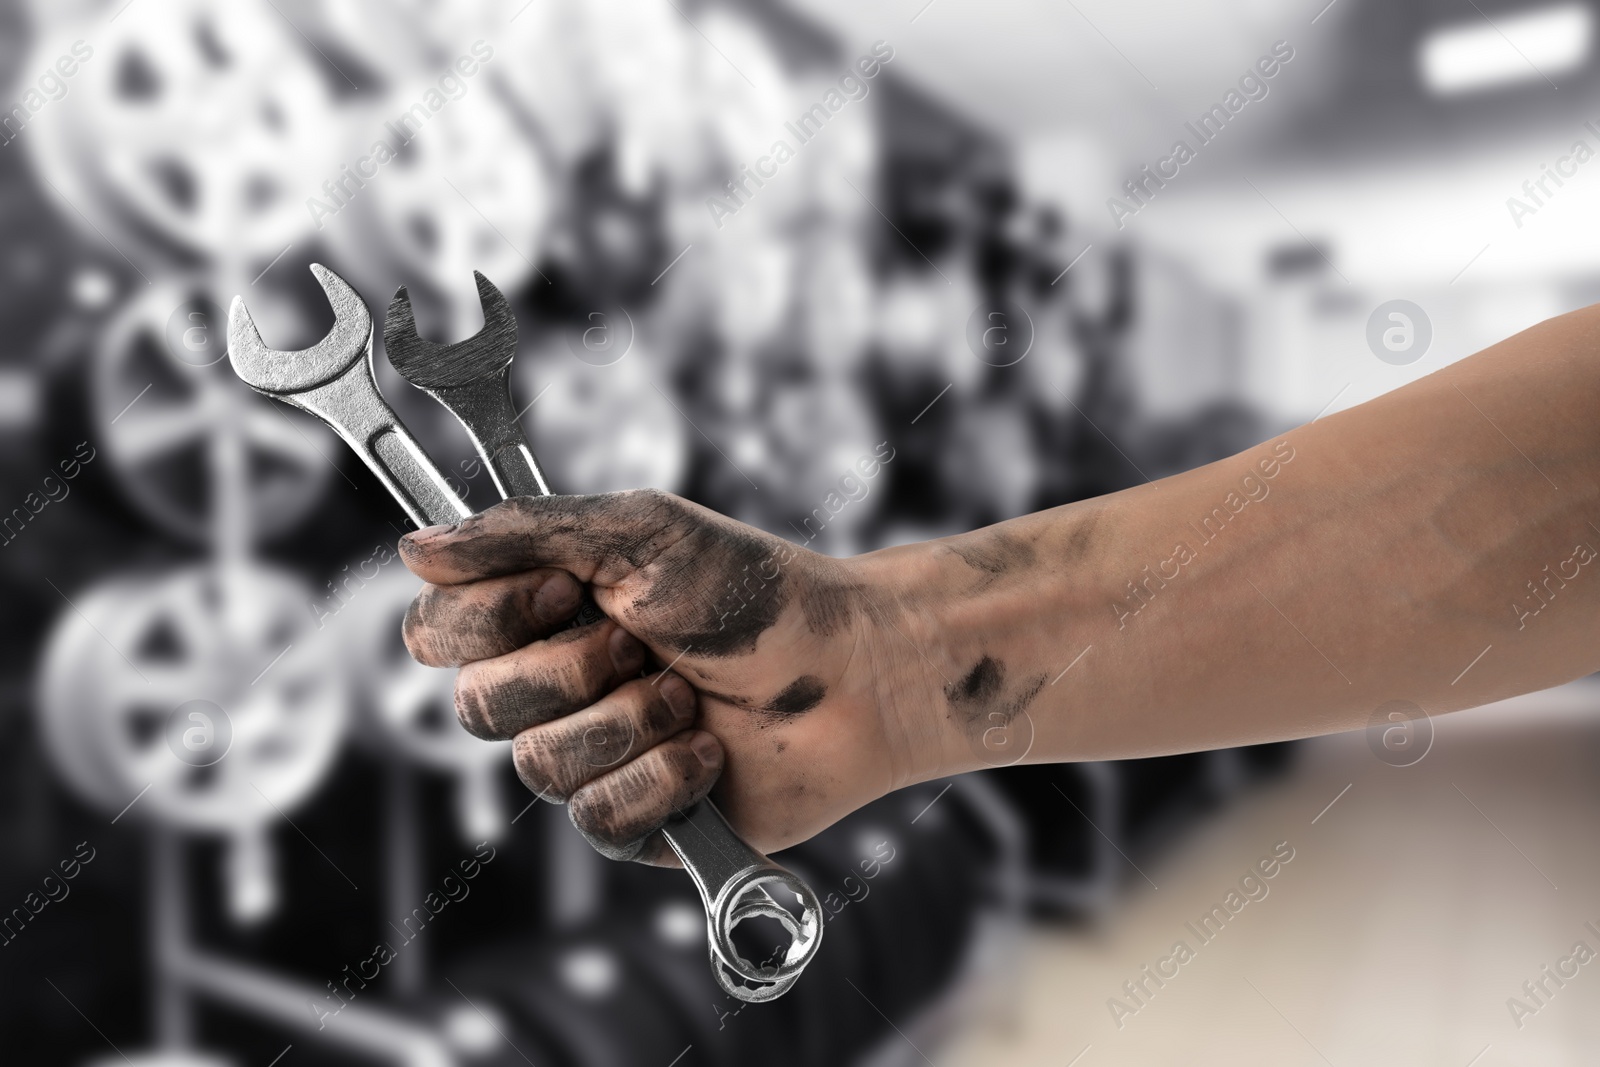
[384, 275, 823, 1002]
[226, 264, 472, 530]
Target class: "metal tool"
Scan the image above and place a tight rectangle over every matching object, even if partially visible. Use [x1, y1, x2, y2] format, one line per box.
[384, 273, 823, 1002]
[383, 272, 552, 500]
[227, 264, 472, 530]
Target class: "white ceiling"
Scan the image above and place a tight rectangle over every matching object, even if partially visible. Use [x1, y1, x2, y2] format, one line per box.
[787, 0, 1336, 148]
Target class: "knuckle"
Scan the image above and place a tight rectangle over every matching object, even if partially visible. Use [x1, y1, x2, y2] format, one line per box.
[452, 668, 497, 741]
[567, 781, 622, 841]
[635, 685, 683, 739]
[574, 705, 637, 768]
[401, 590, 440, 664]
[625, 487, 674, 511]
[512, 733, 572, 802]
[550, 625, 614, 695]
[631, 488, 690, 532]
[571, 759, 668, 844]
[458, 660, 577, 739]
[499, 495, 541, 521]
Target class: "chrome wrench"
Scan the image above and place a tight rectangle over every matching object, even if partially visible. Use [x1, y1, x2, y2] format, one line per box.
[383, 273, 823, 1001]
[226, 264, 472, 530]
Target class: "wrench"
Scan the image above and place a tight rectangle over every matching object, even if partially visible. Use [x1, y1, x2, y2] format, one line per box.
[384, 275, 823, 1002]
[226, 264, 472, 530]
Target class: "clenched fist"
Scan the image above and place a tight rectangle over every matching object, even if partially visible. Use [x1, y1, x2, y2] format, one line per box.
[397, 489, 961, 866]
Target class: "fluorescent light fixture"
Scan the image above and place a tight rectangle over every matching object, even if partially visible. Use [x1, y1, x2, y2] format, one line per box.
[1418, 3, 1592, 96]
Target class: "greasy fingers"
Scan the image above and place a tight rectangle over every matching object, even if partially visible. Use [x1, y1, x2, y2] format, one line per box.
[398, 489, 693, 587]
[404, 568, 583, 667]
[510, 674, 698, 801]
[453, 621, 649, 740]
[566, 729, 724, 863]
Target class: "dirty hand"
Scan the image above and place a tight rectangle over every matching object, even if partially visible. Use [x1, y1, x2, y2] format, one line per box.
[397, 489, 954, 865]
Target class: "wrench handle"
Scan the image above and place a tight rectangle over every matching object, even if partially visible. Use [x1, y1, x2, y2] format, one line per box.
[285, 367, 473, 529]
[433, 374, 554, 501]
[370, 427, 475, 528]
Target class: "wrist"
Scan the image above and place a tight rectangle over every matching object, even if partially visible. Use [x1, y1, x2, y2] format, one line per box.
[851, 511, 1101, 781]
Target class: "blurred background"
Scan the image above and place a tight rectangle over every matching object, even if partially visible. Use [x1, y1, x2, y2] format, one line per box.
[3, 0, 1599, 1063]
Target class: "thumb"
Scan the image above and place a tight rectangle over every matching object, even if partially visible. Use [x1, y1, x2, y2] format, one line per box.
[398, 489, 691, 587]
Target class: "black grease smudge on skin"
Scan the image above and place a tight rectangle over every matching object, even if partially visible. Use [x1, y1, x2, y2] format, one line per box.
[457, 673, 568, 740]
[943, 656, 1047, 738]
[405, 575, 549, 665]
[766, 675, 827, 715]
[938, 529, 1046, 597]
[800, 569, 863, 638]
[1064, 506, 1100, 559]
[1006, 674, 1047, 725]
[399, 489, 692, 584]
[569, 742, 708, 861]
[685, 683, 753, 710]
[633, 519, 790, 657]
[946, 655, 1004, 706]
[455, 623, 608, 739]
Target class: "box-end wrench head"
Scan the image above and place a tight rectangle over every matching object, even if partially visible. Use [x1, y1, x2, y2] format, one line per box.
[382, 273, 825, 999]
[672, 799, 823, 1001]
[228, 264, 471, 529]
[383, 272, 551, 500]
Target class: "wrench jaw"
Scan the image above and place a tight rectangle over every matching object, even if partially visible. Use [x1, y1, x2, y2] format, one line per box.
[228, 265, 472, 530]
[226, 263, 373, 396]
[664, 800, 825, 1002]
[383, 274, 552, 499]
[706, 868, 825, 1002]
[382, 271, 518, 390]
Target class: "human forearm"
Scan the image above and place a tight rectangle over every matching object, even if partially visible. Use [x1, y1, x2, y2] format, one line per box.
[876, 304, 1600, 774]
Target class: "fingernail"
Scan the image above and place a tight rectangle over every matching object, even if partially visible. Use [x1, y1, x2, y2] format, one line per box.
[533, 572, 581, 623]
[405, 523, 457, 545]
[689, 731, 722, 768]
[659, 673, 696, 720]
[610, 628, 646, 674]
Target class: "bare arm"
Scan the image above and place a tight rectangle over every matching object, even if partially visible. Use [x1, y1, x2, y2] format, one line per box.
[398, 303, 1600, 861]
[911, 301, 1600, 772]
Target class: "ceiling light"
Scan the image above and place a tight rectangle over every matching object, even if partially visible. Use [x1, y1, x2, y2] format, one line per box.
[1418, 3, 1591, 96]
